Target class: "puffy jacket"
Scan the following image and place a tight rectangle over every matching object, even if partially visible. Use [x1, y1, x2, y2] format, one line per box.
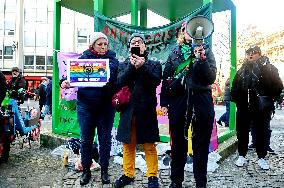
[77, 49, 119, 105]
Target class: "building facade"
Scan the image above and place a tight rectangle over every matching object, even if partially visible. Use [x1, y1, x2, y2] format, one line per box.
[0, 0, 93, 88]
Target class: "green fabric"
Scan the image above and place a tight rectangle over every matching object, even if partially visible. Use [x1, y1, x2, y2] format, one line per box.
[53, 99, 80, 137]
[181, 44, 192, 60]
[93, 3, 211, 64]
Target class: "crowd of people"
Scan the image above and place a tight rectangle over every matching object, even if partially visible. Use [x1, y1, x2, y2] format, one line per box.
[1, 21, 283, 188]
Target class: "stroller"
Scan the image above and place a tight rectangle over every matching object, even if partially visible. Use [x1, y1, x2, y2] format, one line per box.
[0, 92, 41, 163]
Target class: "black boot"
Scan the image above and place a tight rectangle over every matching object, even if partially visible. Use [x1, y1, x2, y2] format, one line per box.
[80, 169, 91, 186]
[114, 175, 134, 188]
[101, 170, 110, 184]
[169, 181, 182, 188]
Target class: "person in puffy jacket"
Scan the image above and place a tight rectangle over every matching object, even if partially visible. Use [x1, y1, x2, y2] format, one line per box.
[160, 21, 216, 188]
[61, 32, 119, 186]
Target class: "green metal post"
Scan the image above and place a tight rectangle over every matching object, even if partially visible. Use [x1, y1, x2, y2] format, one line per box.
[140, 0, 147, 27]
[218, 3, 237, 143]
[169, 0, 176, 22]
[229, 4, 237, 131]
[52, 0, 61, 132]
[131, 0, 138, 25]
[94, 0, 104, 14]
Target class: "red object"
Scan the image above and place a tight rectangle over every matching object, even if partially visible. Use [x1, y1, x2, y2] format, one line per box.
[112, 86, 132, 112]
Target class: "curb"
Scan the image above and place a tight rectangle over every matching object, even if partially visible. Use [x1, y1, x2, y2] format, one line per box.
[217, 135, 238, 161]
[40, 132, 238, 160]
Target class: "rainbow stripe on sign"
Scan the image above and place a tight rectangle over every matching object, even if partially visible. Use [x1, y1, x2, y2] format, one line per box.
[67, 59, 110, 87]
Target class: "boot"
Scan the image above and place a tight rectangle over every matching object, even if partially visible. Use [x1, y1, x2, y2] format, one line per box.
[80, 169, 91, 186]
[101, 170, 110, 184]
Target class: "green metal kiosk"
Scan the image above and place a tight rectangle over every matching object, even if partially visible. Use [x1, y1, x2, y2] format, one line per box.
[52, 0, 236, 143]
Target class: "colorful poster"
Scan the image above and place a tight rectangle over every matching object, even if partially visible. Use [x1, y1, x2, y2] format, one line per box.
[67, 59, 110, 87]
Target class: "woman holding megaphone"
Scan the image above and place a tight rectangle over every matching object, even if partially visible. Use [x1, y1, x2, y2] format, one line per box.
[160, 17, 217, 188]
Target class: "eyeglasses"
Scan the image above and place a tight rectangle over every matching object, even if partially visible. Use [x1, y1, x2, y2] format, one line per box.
[130, 40, 144, 45]
[246, 50, 259, 55]
[96, 42, 108, 46]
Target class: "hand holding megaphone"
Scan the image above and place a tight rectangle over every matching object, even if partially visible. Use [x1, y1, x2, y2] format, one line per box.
[194, 46, 206, 60]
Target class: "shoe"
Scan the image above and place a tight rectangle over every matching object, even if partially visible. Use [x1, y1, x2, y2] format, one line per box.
[80, 170, 91, 185]
[248, 143, 256, 150]
[169, 181, 182, 188]
[101, 170, 110, 184]
[235, 156, 247, 167]
[257, 158, 269, 170]
[217, 120, 223, 126]
[148, 176, 159, 188]
[267, 147, 276, 155]
[114, 174, 134, 188]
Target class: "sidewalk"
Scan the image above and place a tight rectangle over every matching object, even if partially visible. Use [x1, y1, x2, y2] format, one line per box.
[1, 103, 284, 187]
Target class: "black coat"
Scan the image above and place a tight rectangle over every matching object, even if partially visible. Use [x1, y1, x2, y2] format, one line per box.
[116, 58, 162, 144]
[160, 45, 217, 108]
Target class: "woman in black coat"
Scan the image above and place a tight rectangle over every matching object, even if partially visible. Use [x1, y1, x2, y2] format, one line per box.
[160, 23, 216, 188]
[114, 33, 162, 188]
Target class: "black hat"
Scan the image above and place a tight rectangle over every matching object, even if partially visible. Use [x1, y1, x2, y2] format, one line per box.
[246, 45, 261, 55]
[11, 67, 20, 72]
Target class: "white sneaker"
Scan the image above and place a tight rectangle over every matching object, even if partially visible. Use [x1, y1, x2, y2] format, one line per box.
[257, 158, 270, 170]
[235, 156, 247, 167]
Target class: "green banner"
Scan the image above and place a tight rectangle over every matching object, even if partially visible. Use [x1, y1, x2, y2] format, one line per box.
[94, 3, 211, 63]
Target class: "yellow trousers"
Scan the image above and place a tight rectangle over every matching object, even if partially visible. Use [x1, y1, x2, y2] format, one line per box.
[123, 117, 158, 178]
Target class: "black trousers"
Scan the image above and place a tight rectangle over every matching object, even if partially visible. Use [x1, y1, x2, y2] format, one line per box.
[236, 106, 270, 158]
[169, 90, 214, 187]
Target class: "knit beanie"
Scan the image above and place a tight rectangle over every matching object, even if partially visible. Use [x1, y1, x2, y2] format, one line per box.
[128, 33, 146, 44]
[89, 32, 108, 46]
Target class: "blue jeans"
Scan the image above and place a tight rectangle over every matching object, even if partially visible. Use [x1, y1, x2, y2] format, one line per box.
[219, 101, 230, 125]
[77, 101, 115, 171]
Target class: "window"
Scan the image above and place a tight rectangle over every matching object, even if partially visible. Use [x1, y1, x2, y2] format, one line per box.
[37, 8, 47, 23]
[36, 27, 47, 47]
[5, 0, 16, 13]
[24, 31, 35, 47]
[4, 46, 13, 55]
[24, 9, 36, 22]
[24, 55, 34, 70]
[36, 56, 45, 70]
[47, 56, 53, 70]
[0, 49, 2, 59]
[78, 29, 88, 44]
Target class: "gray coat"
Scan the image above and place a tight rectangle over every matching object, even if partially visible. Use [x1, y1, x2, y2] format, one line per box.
[116, 58, 162, 144]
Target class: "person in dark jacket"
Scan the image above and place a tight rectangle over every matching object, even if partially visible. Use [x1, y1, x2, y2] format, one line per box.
[8, 67, 26, 104]
[114, 33, 162, 188]
[160, 22, 216, 188]
[38, 80, 47, 118]
[43, 76, 52, 117]
[217, 78, 230, 127]
[0, 70, 7, 105]
[231, 45, 283, 170]
[61, 32, 119, 185]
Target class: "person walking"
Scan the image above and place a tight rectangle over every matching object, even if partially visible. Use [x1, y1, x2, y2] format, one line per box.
[217, 78, 230, 127]
[160, 21, 217, 188]
[231, 45, 283, 170]
[38, 80, 47, 119]
[114, 33, 162, 188]
[61, 32, 119, 185]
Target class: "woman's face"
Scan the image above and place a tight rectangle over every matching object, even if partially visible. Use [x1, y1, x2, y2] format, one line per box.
[92, 38, 108, 55]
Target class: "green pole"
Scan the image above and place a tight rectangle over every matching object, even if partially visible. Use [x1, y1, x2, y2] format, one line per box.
[169, 0, 176, 22]
[52, 0, 61, 132]
[140, 0, 147, 27]
[94, 0, 104, 14]
[131, 0, 138, 25]
[229, 4, 237, 133]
